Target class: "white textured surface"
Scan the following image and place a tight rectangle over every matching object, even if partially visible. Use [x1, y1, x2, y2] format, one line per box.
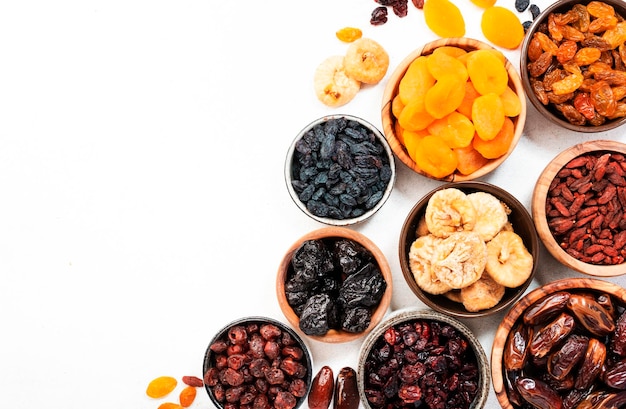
[0, 1, 625, 408]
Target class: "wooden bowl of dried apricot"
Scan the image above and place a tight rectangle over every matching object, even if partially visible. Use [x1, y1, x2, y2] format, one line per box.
[521, 0, 626, 132]
[381, 37, 526, 181]
[532, 140, 626, 277]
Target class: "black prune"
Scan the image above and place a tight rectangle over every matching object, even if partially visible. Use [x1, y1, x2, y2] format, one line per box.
[341, 307, 371, 333]
[333, 239, 371, 275]
[299, 294, 339, 336]
[338, 262, 387, 307]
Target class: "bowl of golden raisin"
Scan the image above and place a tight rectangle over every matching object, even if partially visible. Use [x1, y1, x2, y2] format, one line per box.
[381, 37, 526, 181]
[521, 0, 626, 132]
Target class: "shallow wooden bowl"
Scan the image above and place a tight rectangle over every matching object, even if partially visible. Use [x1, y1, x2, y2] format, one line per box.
[532, 140, 626, 276]
[399, 181, 538, 318]
[276, 226, 393, 343]
[491, 278, 626, 409]
[381, 37, 526, 181]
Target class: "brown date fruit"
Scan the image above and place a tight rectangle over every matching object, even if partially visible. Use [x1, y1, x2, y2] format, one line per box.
[603, 359, 626, 390]
[516, 377, 563, 409]
[334, 367, 359, 409]
[529, 312, 575, 358]
[308, 366, 334, 409]
[566, 294, 615, 336]
[504, 320, 533, 371]
[611, 310, 626, 357]
[523, 291, 571, 325]
[575, 337, 606, 390]
[547, 334, 588, 381]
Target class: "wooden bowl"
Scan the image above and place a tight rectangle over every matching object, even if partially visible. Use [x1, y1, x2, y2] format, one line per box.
[399, 181, 538, 318]
[381, 37, 526, 181]
[276, 226, 393, 343]
[520, 0, 626, 133]
[491, 278, 626, 409]
[532, 140, 626, 276]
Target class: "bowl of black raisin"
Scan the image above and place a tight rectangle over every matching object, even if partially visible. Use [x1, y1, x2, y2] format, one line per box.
[285, 114, 396, 226]
[357, 307, 490, 409]
[276, 226, 393, 343]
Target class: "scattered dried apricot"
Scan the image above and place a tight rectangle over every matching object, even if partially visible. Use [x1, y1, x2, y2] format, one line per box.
[481, 6, 525, 49]
[179, 386, 197, 408]
[423, 0, 465, 38]
[470, 0, 496, 9]
[146, 376, 178, 399]
[335, 27, 362, 43]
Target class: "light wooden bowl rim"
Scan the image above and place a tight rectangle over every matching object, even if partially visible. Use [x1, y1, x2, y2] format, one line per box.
[381, 37, 527, 181]
[531, 140, 626, 277]
[491, 278, 626, 409]
[276, 226, 393, 343]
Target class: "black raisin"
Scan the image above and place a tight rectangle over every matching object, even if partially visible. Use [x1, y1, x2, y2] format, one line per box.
[515, 0, 529, 12]
[370, 6, 388, 25]
[529, 4, 540, 19]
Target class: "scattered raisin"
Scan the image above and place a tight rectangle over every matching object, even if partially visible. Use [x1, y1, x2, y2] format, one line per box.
[515, 0, 529, 13]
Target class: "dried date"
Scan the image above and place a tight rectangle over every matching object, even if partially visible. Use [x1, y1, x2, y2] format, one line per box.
[308, 366, 334, 409]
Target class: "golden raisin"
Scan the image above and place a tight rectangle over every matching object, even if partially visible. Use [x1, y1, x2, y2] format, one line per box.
[335, 27, 362, 43]
[423, 0, 465, 38]
[179, 386, 197, 408]
[158, 403, 183, 409]
[147, 376, 178, 399]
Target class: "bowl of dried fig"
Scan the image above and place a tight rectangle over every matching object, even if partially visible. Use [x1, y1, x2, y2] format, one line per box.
[532, 140, 626, 276]
[358, 308, 490, 409]
[491, 277, 626, 409]
[276, 226, 393, 343]
[520, 0, 626, 132]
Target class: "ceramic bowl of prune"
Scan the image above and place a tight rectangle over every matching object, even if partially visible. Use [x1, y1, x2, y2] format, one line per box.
[381, 37, 526, 181]
[399, 181, 539, 318]
[202, 316, 313, 409]
[520, 0, 626, 132]
[276, 226, 393, 343]
[491, 277, 626, 409]
[358, 307, 490, 409]
[285, 114, 396, 226]
[532, 140, 626, 277]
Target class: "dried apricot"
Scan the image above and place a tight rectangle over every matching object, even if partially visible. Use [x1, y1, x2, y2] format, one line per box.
[399, 97, 436, 130]
[427, 49, 468, 82]
[472, 116, 514, 159]
[454, 144, 489, 175]
[179, 386, 197, 408]
[399, 56, 435, 105]
[470, 0, 496, 9]
[472, 93, 505, 141]
[425, 76, 466, 119]
[392, 94, 405, 119]
[457, 81, 480, 118]
[336, 27, 362, 43]
[481, 6, 525, 49]
[431, 46, 467, 59]
[413, 135, 458, 178]
[500, 86, 522, 117]
[466, 49, 508, 95]
[147, 376, 178, 399]
[404, 129, 429, 162]
[423, 0, 465, 38]
[427, 111, 475, 148]
[158, 403, 183, 409]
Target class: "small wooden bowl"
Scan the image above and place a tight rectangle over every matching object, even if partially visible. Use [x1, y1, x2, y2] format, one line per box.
[399, 181, 539, 318]
[491, 278, 626, 409]
[381, 37, 526, 181]
[276, 226, 393, 343]
[532, 140, 626, 276]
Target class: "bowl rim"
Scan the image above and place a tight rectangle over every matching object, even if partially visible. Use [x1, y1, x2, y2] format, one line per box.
[202, 315, 313, 409]
[532, 140, 626, 277]
[381, 37, 527, 181]
[490, 277, 626, 409]
[399, 181, 539, 318]
[284, 114, 396, 226]
[276, 226, 393, 343]
[357, 307, 490, 409]
[519, 0, 626, 133]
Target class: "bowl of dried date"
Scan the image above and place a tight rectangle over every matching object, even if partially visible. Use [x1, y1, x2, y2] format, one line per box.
[357, 307, 490, 409]
[399, 181, 539, 318]
[532, 140, 626, 276]
[381, 37, 526, 181]
[491, 277, 626, 409]
[202, 316, 313, 409]
[276, 226, 393, 343]
[285, 114, 395, 226]
[520, 0, 626, 132]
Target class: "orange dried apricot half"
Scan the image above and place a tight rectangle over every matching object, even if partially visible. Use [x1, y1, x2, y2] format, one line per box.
[454, 144, 489, 175]
[456, 81, 480, 119]
[466, 49, 508, 96]
[427, 49, 469, 82]
[472, 93, 505, 141]
[399, 97, 436, 131]
[425, 76, 466, 119]
[404, 129, 429, 162]
[414, 135, 458, 178]
[473, 116, 514, 159]
[500, 86, 522, 117]
[423, 0, 466, 38]
[427, 111, 475, 149]
[399, 56, 436, 105]
[481, 6, 525, 49]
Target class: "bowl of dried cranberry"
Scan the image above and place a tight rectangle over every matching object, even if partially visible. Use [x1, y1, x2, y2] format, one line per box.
[276, 226, 393, 343]
[532, 140, 626, 277]
[357, 308, 490, 409]
[520, 0, 626, 132]
[285, 114, 396, 226]
[202, 316, 313, 409]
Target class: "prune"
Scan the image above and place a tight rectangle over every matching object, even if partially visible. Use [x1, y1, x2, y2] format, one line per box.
[334, 239, 371, 274]
[338, 262, 386, 307]
[299, 294, 339, 336]
[341, 307, 371, 333]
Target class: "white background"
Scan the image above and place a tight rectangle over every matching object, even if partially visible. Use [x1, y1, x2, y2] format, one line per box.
[1, 0, 626, 408]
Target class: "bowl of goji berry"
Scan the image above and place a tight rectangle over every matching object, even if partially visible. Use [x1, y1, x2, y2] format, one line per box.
[532, 140, 626, 276]
[381, 37, 526, 181]
[202, 316, 313, 409]
[520, 0, 626, 132]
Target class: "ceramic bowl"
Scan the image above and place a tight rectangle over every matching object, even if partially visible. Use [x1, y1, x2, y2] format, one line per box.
[381, 37, 526, 181]
[532, 140, 626, 276]
[491, 278, 626, 409]
[520, 0, 626, 132]
[276, 226, 393, 343]
[358, 308, 490, 409]
[202, 316, 313, 409]
[399, 181, 539, 318]
[285, 114, 396, 226]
